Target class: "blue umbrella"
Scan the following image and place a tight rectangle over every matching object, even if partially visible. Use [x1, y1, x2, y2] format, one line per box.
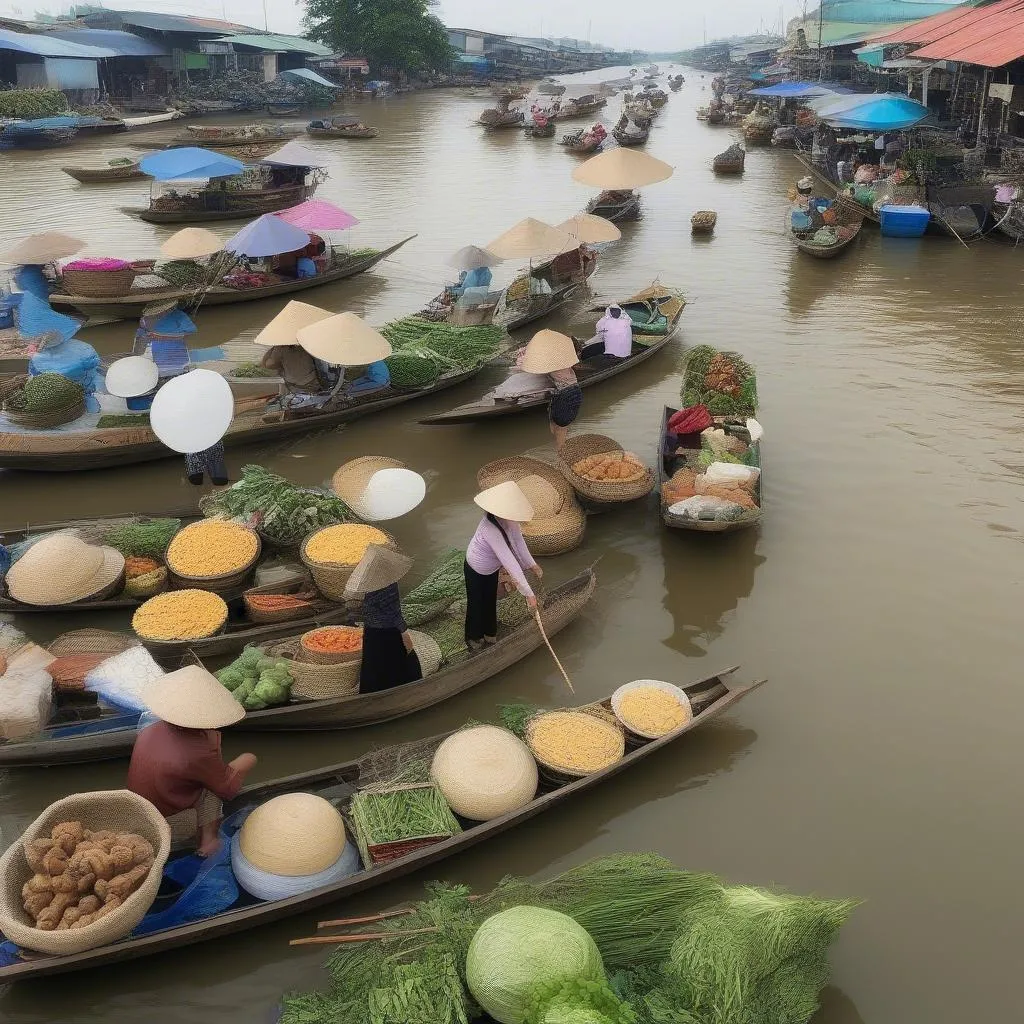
[811, 93, 929, 131]
[139, 147, 246, 181]
[224, 214, 311, 258]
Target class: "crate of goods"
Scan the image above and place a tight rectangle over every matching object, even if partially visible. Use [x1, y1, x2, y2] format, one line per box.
[165, 520, 261, 593]
[349, 783, 463, 866]
[300, 523, 395, 601]
[879, 204, 930, 238]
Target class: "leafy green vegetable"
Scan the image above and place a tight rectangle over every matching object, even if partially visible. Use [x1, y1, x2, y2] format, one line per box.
[216, 645, 293, 710]
[96, 414, 151, 429]
[402, 549, 466, 626]
[104, 518, 181, 559]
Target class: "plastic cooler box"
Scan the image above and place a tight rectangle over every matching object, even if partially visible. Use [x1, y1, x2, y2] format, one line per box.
[879, 205, 930, 238]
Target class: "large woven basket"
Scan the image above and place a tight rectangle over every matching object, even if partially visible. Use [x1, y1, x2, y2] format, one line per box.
[299, 625, 363, 665]
[525, 705, 625, 783]
[48, 629, 139, 659]
[0, 790, 170, 955]
[60, 267, 140, 298]
[123, 567, 168, 600]
[558, 434, 654, 505]
[409, 630, 442, 677]
[167, 523, 262, 595]
[3, 391, 86, 430]
[243, 576, 324, 625]
[299, 527, 397, 602]
[267, 638, 360, 701]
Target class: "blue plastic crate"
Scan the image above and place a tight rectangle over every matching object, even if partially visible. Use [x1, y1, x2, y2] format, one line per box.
[879, 204, 930, 238]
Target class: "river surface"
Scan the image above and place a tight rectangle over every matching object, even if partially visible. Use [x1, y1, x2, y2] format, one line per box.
[0, 68, 1022, 1024]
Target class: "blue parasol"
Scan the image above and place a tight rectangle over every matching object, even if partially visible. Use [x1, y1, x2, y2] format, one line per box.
[811, 92, 929, 131]
[139, 147, 246, 181]
[224, 214, 311, 258]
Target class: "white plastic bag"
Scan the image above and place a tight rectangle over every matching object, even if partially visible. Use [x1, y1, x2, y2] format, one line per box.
[668, 495, 743, 519]
[746, 417, 763, 442]
[0, 664, 53, 740]
[704, 462, 760, 486]
[490, 372, 551, 400]
[85, 646, 165, 714]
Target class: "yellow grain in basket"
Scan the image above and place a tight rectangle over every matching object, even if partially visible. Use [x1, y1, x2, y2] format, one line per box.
[528, 711, 623, 774]
[304, 524, 389, 565]
[166, 521, 259, 578]
[132, 590, 228, 641]
[618, 687, 690, 736]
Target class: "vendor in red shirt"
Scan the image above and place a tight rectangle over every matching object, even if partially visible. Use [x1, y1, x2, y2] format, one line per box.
[127, 666, 257, 857]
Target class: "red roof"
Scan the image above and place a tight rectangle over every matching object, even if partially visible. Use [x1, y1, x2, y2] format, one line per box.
[873, 0, 1024, 67]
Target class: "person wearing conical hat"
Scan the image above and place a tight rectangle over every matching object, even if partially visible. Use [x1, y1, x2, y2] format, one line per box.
[464, 481, 541, 650]
[345, 545, 423, 693]
[519, 329, 581, 453]
[127, 666, 256, 857]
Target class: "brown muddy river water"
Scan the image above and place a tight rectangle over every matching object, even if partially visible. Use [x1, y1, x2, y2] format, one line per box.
[1, 69, 1022, 1023]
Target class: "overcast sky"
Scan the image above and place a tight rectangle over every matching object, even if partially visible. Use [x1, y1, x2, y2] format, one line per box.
[1, 0, 796, 50]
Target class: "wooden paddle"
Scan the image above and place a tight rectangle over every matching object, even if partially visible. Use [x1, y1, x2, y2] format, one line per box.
[533, 606, 574, 694]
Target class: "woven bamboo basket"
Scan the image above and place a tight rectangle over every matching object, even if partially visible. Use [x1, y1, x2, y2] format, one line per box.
[2, 396, 86, 430]
[522, 502, 587, 556]
[266, 637, 360, 701]
[558, 433, 654, 505]
[166, 523, 262, 595]
[243, 576, 324, 625]
[60, 267, 140, 298]
[525, 705, 625, 783]
[0, 375, 26, 404]
[48, 629, 139, 659]
[299, 625, 363, 665]
[299, 527, 397, 601]
[123, 566, 168, 600]
[691, 210, 718, 233]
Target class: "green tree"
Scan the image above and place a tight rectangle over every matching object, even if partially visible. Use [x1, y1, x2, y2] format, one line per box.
[304, 0, 455, 75]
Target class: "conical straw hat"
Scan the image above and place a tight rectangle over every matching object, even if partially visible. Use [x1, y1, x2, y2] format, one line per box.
[159, 228, 223, 260]
[254, 300, 333, 347]
[331, 455, 403, 507]
[145, 664, 246, 730]
[344, 544, 413, 597]
[521, 329, 579, 373]
[5, 532, 125, 606]
[485, 218, 577, 259]
[557, 213, 622, 244]
[571, 148, 674, 189]
[474, 480, 535, 522]
[238, 793, 346, 876]
[449, 244, 503, 271]
[296, 311, 392, 365]
[2, 231, 85, 265]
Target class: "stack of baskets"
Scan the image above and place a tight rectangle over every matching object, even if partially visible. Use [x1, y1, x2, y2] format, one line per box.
[299, 524, 396, 601]
[265, 636, 360, 702]
[558, 433, 654, 510]
[477, 455, 586, 556]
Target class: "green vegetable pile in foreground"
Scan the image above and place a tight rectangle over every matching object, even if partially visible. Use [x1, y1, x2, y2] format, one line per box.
[380, 316, 505, 388]
[680, 345, 758, 417]
[216, 646, 293, 710]
[104, 518, 182, 560]
[279, 853, 857, 1024]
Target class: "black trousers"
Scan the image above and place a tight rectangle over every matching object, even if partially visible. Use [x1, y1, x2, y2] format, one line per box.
[359, 627, 422, 693]
[464, 561, 499, 644]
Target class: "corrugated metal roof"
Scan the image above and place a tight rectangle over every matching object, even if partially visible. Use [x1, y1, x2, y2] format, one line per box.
[908, 0, 1024, 64]
[213, 34, 332, 56]
[0, 26, 111, 57]
[45, 28, 168, 57]
[871, 0, 1006, 44]
[102, 12, 255, 35]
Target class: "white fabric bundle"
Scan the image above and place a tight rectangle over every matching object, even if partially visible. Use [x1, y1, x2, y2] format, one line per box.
[0, 644, 55, 740]
[490, 372, 552, 400]
[85, 646, 165, 714]
[668, 495, 744, 519]
[703, 462, 761, 486]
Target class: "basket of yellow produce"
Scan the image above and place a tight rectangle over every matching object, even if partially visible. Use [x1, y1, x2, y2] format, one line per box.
[165, 520, 261, 593]
[559, 433, 654, 507]
[525, 707, 624, 782]
[610, 680, 692, 741]
[132, 590, 229, 642]
[299, 524, 396, 601]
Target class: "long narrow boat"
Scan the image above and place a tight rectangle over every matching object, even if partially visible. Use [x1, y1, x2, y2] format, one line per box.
[0, 567, 595, 765]
[0, 666, 762, 979]
[421, 287, 684, 426]
[125, 182, 318, 224]
[789, 205, 864, 259]
[926, 184, 997, 242]
[0, 359, 479, 472]
[61, 163, 145, 183]
[48, 237, 414, 323]
[657, 406, 762, 533]
[586, 190, 642, 222]
[791, 151, 881, 225]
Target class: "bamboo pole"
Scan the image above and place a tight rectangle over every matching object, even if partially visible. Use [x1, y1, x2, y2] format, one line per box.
[533, 606, 575, 693]
[290, 926, 439, 947]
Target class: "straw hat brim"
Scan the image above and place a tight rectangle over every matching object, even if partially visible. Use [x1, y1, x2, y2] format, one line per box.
[7, 544, 125, 607]
[331, 456, 403, 508]
[2, 232, 85, 265]
[296, 312, 392, 365]
[521, 329, 579, 374]
[159, 228, 223, 260]
[239, 793, 346, 876]
[145, 665, 246, 730]
[474, 480, 535, 522]
[254, 300, 333, 347]
[344, 544, 413, 597]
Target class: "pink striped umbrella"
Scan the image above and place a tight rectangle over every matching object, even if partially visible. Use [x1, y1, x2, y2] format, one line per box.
[277, 199, 360, 231]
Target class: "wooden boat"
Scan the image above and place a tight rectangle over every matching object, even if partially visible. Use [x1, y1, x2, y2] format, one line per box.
[127, 181, 318, 224]
[477, 109, 525, 130]
[926, 184, 997, 242]
[551, 96, 608, 121]
[492, 249, 599, 333]
[306, 123, 379, 139]
[0, 666, 762, 978]
[790, 204, 864, 259]
[993, 199, 1024, 243]
[165, 128, 300, 148]
[0, 566, 595, 765]
[560, 130, 604, 154]
[422, 286, 684, 425]
[707, 110, 726, 125]
[587, 190, 642, 222]
[0, 357, 481, 472]
[48, 237, 413, 323]
[613, 127, 648, 147]
[691, 211, 717, 234]
[791, 151, 881, 225]
[61, 162, 145, 183]
[266, 104, 301, 117]
[712, 145, 745, 174]
[524, 121, 556, 138]
[657, 406, 762, 533]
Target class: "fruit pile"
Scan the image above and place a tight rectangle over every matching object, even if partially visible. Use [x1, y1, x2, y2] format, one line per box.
[572, 451, 647, 483]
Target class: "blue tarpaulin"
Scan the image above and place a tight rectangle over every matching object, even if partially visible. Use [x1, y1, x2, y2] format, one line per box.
[0, 27, 111, 58]
[814, 92, 929, 130]
[277, 67, 341, 89]
[140, 147, 245, 181]
[225, 214, 310, 258]
[749, 81, 832, 98]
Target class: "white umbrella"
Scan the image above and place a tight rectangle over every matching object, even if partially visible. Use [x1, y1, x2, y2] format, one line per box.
[150, 368, 234, 454]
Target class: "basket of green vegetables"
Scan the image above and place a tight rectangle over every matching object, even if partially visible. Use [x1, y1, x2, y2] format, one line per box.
[349, 783, 462, 867]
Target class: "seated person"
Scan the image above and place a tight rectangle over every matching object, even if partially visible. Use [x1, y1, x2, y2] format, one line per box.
[454, 265, 493, 294]
[577, 305, 633, 360]
[295, 256, 317, 279]
[261, 343, 322, 393]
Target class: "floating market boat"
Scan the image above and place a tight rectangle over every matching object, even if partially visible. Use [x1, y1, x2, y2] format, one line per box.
[926, 184, 997, 242]
[691, 210, 717, 234]
[712, 144, 745, 175]
[789, 204, 864, 259]
[586, 189, 642, 222]
[266, 104, 301, 117]
[0, 569, 597, 768]
[613, 126, 649, 147]
[0, 666, 762, 978]
[791, 152, 881, 225]
[560, 129, 604, 154]
[48, 237, 414, 323]
[126, 179, 320, 224]
[657, 406, 762, 533]
[422, 286, 684, 425]
[306, 117, 379, 139]
[170, 123, 300, 147]
[490, 247, 599, 333]
[550, 94, 608, 121]
[61, 161, 146, 183]
[0, 357, 479, 473]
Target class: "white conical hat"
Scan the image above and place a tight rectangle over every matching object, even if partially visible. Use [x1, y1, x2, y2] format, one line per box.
[144, 665, 246, 729]
[557, 213, 621, 244]
[296, 311, 392, 365]
[2, 231, 85, 265]
[149, 368, 234, 454]
[159, 228, 223, 260]
[254, 300, 333, 347]
[521, 329, 579, 374]
[238, 793, 346, 876]
[572, 148, 674, 189]
[485, 218, 577, 259]
[105, 355, 159, 398]
[474, 480, 535, 522]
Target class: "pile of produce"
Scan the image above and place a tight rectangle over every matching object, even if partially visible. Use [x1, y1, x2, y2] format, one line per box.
[230, 362, 274, 378]
[245, 590, 317, 617]
[616, 686, 690, 737]
[383, 352, 441, 389]
[21, 822, 155, 931]
[301, 626, 362, 658]
[165, 520, 259, 579]
[382, 317, 504, 372]
[349, 785, 462, 865]
[0, 88, 68, 120]
[304, 524, 389, 566]
[124, 556, 160, 579]
[572, 451, 647, 483]
[96, 414, 150, 429]
[4, 373, 84, 414]
[280, 853, 858, 1024]
[216, 647, 293, 710]
[527, 710, 625, 775]
[132, 590, 228, 641]
[104, 519, 181, 560]
[680, 345, 758, 416]
[155, 258, 212, 289]
[200, 465, 355, 546]
[402, 549, 465, 626]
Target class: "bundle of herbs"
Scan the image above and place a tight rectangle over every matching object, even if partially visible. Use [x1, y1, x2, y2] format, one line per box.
[402, 549, 467, 626]
[350, 784, 462, 865]
[680, 345, 758, 417]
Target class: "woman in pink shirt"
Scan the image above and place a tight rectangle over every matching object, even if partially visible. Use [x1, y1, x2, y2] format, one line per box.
[464, 481, 541, 649]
